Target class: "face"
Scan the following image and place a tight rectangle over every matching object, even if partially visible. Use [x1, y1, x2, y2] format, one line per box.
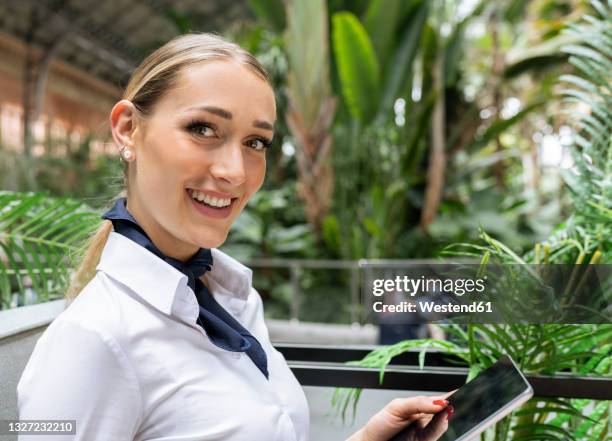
[111, 60, 276, 261]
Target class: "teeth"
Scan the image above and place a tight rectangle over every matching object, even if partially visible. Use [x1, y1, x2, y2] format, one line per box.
[189, 189, 232, 207]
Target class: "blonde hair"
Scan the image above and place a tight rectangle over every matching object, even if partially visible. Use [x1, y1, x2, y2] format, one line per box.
[65, 33, 270, 305]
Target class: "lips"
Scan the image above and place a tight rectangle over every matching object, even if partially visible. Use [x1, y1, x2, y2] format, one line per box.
[188, 188, 235, 208]
[186, 188, 238, 219]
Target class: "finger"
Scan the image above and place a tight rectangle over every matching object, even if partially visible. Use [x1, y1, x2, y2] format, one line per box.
[388, 425, 417, 441]
[419, 408, 450, 441]
[415, 414, 433, 429]
[387, 395, 450, 419]
[389, 412, 429, 430]
[405, 412, 425, 423]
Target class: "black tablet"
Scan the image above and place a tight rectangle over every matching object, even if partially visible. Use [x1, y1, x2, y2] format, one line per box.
[439, 354, 533, 440]
[390, 354, 533, 441]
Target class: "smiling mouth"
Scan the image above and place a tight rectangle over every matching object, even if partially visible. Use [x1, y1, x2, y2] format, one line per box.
[187, 188, 238, 207]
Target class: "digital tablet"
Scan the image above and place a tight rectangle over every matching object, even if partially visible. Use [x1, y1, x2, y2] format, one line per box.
[439, 354, 533, 440]
[389, 354, 533, 441]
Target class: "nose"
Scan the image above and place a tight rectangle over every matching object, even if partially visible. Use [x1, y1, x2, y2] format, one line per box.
[209, 140, 246, 186]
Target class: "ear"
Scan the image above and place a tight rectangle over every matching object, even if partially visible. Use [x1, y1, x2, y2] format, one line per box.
[109, 99, 141, 153]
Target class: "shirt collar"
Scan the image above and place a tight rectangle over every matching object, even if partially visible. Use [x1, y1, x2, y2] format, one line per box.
[96, 232, 253, 318]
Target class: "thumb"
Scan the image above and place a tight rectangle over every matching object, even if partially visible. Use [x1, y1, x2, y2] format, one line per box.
[386, 395, 450, 420]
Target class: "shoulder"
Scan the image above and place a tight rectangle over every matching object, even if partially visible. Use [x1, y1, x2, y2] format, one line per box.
[29, 272, 134, 369]
[17, 312, 143, 438]
[18, 274, 141, 399]
[60, 272, 127, 340]
[17, 305, 141, 408]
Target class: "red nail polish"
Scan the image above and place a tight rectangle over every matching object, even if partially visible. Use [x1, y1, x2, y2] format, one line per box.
[433, 399, 448, 406]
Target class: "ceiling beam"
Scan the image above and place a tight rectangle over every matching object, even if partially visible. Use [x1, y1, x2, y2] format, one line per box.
[22, 0, 139, 72]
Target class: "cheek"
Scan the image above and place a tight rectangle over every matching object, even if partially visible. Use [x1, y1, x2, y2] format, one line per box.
[246, 155, 266, 195]
[141, 134, 196, 186]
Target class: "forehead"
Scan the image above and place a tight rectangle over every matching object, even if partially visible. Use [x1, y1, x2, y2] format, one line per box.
[160, 60, 276, 120]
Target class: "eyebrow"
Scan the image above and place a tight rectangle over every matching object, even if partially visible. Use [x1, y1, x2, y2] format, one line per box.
[253, 120, 274, 131]
[189, 105, 274, 132]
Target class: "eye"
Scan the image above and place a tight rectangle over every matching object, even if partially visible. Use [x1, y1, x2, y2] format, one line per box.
[246, 137, 272, 151]
[186, 120, 216, 137]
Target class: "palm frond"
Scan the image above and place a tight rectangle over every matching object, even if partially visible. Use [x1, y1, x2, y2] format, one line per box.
[0, 191, 100, 308]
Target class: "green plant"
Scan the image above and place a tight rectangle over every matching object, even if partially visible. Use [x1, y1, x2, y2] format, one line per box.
[285, 0, 336, 233]
[333, 2, 612, 439]
[0, 191, 100, 309]
[244, 0, 578, 263]
[334, 322, 610, 440]
[326, 0, 559, 260]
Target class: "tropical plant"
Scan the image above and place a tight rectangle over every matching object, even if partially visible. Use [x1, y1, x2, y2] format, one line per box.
[333, 322, 611, 440]
[222, 186, 316, 262]
[241, 0, 581, 263]
[325, 0, 442, 258]
[333, 2, 612, 439]
[284, 0, 337, 234]
[325, 0, 560, 260]
[0, 191, 100, 309]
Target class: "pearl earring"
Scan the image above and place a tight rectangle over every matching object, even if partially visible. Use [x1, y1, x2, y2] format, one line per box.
[120, 145, 133, 161]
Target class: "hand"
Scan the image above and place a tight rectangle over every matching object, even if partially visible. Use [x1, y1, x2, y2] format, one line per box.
[347, 393, 454, 441]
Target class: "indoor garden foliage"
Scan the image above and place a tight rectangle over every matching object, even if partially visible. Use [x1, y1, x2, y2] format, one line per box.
[333, 2, 611, 439]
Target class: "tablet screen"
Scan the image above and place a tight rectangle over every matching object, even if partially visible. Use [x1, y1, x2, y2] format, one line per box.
[439, 355, 532, 440]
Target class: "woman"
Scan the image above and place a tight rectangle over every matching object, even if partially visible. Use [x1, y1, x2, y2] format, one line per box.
[17, 33, 452, 441]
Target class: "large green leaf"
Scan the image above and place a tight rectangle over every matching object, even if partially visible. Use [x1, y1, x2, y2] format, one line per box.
[332, 12, 380, 123]
[363, 0, 403, 70]
[444, 17, 467, 87]
[0, 191, 99, 309]
[285, 0, 332, 130]
[378, 0, 428, 119]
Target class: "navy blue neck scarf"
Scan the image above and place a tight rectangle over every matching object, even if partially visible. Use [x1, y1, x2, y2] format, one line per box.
[101, 197, 268, 379]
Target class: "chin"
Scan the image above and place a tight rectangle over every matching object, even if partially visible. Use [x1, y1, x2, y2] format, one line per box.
[195, 230, 228, 250]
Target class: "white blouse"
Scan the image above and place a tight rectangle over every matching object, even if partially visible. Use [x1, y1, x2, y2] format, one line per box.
[17, 231, 310, 441]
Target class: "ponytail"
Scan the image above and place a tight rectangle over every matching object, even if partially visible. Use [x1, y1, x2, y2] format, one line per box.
[64, 191, 125, 306]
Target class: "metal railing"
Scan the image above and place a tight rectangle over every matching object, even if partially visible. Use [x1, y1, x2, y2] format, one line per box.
[276, 343, 612, 400]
